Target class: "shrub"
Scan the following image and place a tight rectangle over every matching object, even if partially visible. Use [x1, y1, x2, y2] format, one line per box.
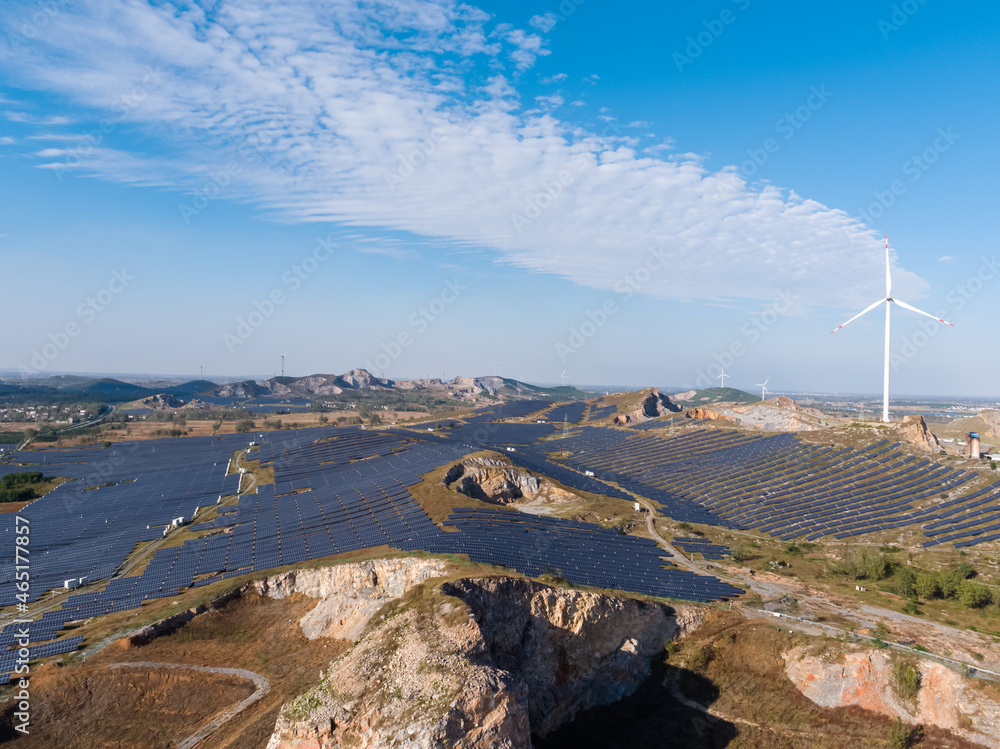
[887, 717, 911, 749]
[686, 644, 715, 672]
[235, 419, 254, 433]
[892, 659, 921, 700]
[843, 548, 893, 580]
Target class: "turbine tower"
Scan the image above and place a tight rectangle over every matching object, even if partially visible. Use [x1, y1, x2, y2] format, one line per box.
[831, 236, 953, 423]
[492, 360, 500, 377]
[755, 378, 770, 401]
[280, 353, 286, 378]
[560, 370, 568, 386]
[717, 367, 729, 389]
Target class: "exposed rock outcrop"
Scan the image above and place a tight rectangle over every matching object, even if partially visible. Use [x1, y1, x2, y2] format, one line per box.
[683, 398, 833, 432]
[444, 458, 539, 503]
[685, 407, 735, 423]
[613, 388, 680, 425]
[785, 646, 1000, 748]
[979, 410, 1000, 440]
[896, 414, 941, 453]
[214, 379, 270, 398]
[266, 574, 704, 749]
[253, 558, 450, 641]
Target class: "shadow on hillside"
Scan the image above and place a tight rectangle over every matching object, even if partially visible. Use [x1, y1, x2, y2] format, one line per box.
[533, 660, 737, 749]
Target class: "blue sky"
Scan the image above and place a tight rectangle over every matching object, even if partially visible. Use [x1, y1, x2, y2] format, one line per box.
[0, 0, 997, 396]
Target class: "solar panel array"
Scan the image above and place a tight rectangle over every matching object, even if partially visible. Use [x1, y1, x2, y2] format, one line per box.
[673, 536, 732, 561]
[545, 401, 588, 424]
[587, 404, 617, 421]
[4, 404, 992, 680]
[530, 427, 982, 542]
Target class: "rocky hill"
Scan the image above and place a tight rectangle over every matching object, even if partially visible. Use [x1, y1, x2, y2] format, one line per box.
[786, 645, 1000, 747]
[611, 388, 682, 425]
[262, 562, 704, 749]
[684, 396, 835, 432]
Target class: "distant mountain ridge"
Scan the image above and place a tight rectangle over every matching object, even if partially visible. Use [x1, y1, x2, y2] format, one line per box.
[2, 369, 591, 404]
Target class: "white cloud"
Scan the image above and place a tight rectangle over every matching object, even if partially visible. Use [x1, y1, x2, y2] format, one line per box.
[0, 136, 14, 145]
[4, 111, 71, 126]
[0, 0, 928, 309]
[534, 94, 563, 110]
[628, 120, 651, 128]
[539, 73, 567, 84]
[529, 13, 558, 33]
[938, 255, 955, 263]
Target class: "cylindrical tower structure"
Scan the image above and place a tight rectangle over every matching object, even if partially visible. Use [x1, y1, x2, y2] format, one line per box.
[968, 432, 981, 459]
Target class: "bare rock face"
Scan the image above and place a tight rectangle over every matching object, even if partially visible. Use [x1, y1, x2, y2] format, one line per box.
[613, 388, 681, 425]
[685, 407, 735, 423]
[140, 393, 187, 410]
[979, 410, 1000, 440]
[266, 575, 701, 749]
[785, 646, 1000, 748]
[444, 458, 539, 503]
[896, 414, 941, 453]
[214, 379, 269, 398]
[683, 398, 832, 432]
[252, 558, 450, 641]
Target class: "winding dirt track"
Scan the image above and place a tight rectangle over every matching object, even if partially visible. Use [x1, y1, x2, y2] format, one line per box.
[107, 661, 270, 749]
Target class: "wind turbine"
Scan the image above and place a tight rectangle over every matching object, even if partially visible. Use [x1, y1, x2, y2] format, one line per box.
[279, 353, 286, 378]
[492, 360, 500, 377]
[755, 378, 770, 401]
[717, 367, 729, 389]
[830, 236, 953, 423]
[560, 370, 568, 386]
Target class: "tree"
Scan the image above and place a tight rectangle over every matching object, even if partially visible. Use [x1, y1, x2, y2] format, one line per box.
[892, 659, 921, 700]
[938, 569, 964, 599]
[874, 621, 891, 642]
[957, 561, 975, 579]
[235, 419, 254, 433]
[915, 572, 940, 600]
[957, 579, 991, 609]
[895, 567, 916, 598]
[887, 718, 911, 749]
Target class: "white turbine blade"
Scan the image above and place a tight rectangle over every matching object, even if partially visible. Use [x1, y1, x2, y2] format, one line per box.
[763, 378, 769, 387]
[893, 298, 955, 326]
[830, 298, 886, 333]
[885, 236, 891, 297]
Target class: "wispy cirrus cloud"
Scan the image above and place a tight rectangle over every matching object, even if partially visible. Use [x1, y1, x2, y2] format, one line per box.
[0, 0, 926, 308]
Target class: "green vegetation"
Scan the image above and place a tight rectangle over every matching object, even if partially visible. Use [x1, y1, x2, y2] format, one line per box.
[840, 548, 893, 580]
[891, 658, 921, 700]
[886, 717, 913, 749]
[0, 471, 60, 503]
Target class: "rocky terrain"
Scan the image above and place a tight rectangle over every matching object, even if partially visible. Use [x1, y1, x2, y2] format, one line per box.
[979, 410, 1000, 440]
[785, 645, 1000, 747]
[684, 396, 835, 432]
[612, 388, 681, 425]
[252, 558, 451, 641]
[896, 413, 942, 452]
[265, 570, 704, 749]
[444, 458, 540, 503]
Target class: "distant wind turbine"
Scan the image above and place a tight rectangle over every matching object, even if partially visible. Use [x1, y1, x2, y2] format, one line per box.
[279, 353, 286, 378]
[830, 236, 953, 423]
[492, 360, 500, 377]
[717, 367, 729, 389]
[755, 378, 770, 401]
[560, 370, 568, 386]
